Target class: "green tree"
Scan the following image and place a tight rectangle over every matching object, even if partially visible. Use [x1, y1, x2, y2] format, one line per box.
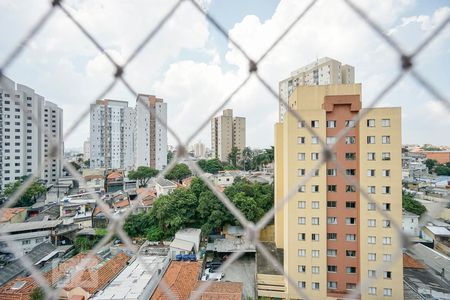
[146, 225, 164, 241]
[30, 287, 45, 300]
[198, 158, 224, 174]
[167, 150, 175, 162]
[435, 164, 450, 176]
[402, 191, 426, 216]
[232, 192, 264, 223]
[3, 177, 47, 207]
[241, 147, 253, 170]
[197, 190, 233, 234]
[165, 163, 192, 182]
[124, 212, 153, 237]
[228, 147, 240, 167]
[84, 159, 90, 168]
[424, 159, 438, 173]
[128, 166, 159, 187]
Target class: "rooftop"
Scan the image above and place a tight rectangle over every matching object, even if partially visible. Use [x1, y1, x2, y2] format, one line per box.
[0, 208, 27, 223]
[151, 261, 202, 300]
[190, 282, 243, 300]
[403, 253, 426, 269]
[170, 238, 195, 251]
[0, 220, 62, 234]
[207, 238, 255, 253]
[93, 255, 168, 300]
[155, 178, 177, 188]
[424, 225, 450, 236]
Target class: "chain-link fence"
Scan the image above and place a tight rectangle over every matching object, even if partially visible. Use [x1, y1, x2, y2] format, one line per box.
[0, 0, 449, 299]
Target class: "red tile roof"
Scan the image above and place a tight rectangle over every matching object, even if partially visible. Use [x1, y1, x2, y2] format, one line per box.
[190, 282, 243, 300]
[403, 253, 426, 269]
[107, 171, 123, 180]
[0, 207, 27, 223]
[113, 199, 130, 208]
[151, 261, 202, 300]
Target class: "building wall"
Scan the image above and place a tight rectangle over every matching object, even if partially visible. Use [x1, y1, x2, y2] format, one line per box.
[422, 151, 450, 164]
[274, 84, 403, 299]
[402, 215, 420, 237]
[211, 109, 246, 162]
[0, 76, 63, 189]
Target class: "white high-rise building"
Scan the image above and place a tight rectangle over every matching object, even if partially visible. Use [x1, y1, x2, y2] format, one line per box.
[0, 76, 63, 189]
[83, 139, 90, 160]
[135, 94, 167, 170]
[90, 100, 135, 170]
[193, 141, 206, 158]
[279, 57, 355, 122]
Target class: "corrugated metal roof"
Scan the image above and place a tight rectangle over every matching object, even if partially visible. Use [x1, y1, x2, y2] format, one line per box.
[170, 238, 195, 251]
[0, 220, 62, 234]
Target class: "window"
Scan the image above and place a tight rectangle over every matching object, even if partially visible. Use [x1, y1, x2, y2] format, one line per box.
[311, 201, 319, 209]
[298, 169, 306, 176]
[328, 265, 337, 273]
[383, 220, 391, 228]
[367, 169, 375, 177]
[22, 240, 31, 245]
[382, 119, 391, 127]
[346, 267, 357, 274]
[367, 119, 375, 127]
[382, 135, 391, 144]
[345, 152, 356, 160]
[311, 185, 319, 192]
[368, 253, 376, 261]
[311, 217, 320, 225]
[368, 219, 376, 227]
[383, 203, 391, 211]
[327, 185, 337, 192]
[35, 238, 43, 243]
[383, 254, 392, 262]
[367, 136, 375, 144]
[327, 217, 337, 224]
[346, 283, 357, 290]
[346, 250, 356, 257]
[384, 271, 392, 279]
[368, 186, 376, 194]
[311, 266, 320, 274]
[312, 234, 319, 241]
[368, 287, 377, 295]
[311, 152, 319, 160]
[298, 136, 306, 144]
[330, 152, 337, 161]
[368, 236, 376, 244]
[345, 136, 356, 144]
[298, 265, 306, 273]
[298, 153, 306, 160]
[382, 186, 391, 194]
[327, 233, 337, 240]
[367, 152, 376, 161]
[346, 217, 356, 225]
[312, 250, 320, 257]
[346, 201, 356, 208]
[368, 270, 376, 278]
[298, 201, 306, 208]
[368, 203, 376, 211]
[345, 120, 355, 127]
[383, 237, 392, 245]
[298, 121, 306, 128]
[327, 249, 337, 256]
[298, 233, 306, 241]
[326, 137, 336, 145]
[326, 120, 336, 128]
[327, 169, 336, 176]
[384, 288, 392, 296]
[382, 169, 391, 177]
[312, 282, 320, 290]
[311, 136, 319, 144]
[382, 152, 391, 160]
[346, 185, 356, 192]
[298, 217, 306, 224]
[346, 169, 356, 176]
[327, 201, 337, 208]
[311, 120, 319, 128]
[346, 234, 356, 241]
[298, 281, 306, 288]
[312, 169, 319, 177]
[298, 249, 306, 256]
[298, 185, 306, 192]
[327, 281, 337, 289]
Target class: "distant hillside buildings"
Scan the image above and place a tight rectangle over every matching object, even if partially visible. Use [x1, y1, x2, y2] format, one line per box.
[211, 109, 246, 162]
[0, 76, 63, 189]
[90, 94, 167, 170]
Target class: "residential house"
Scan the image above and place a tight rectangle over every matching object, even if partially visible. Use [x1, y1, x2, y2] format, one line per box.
[155, 178, 177, 196]
[0, 208, 27, 224]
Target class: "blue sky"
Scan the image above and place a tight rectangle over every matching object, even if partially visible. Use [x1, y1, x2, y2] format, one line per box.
[0, 0, 449, 150]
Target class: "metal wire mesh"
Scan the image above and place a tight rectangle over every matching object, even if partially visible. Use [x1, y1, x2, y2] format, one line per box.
[0, 0, 449, 299]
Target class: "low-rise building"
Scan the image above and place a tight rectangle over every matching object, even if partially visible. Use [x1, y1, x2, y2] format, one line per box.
[402, 211, 420, 237]
[0, 208, 27, 224]
[155, 178, 177, 196]
[190, 282, 243, 300]
[169, 228, 201, 259]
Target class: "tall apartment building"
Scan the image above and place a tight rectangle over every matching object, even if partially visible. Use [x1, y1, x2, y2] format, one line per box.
[135, 94, 168, 170]
[90, 100, 135, 170]
[279, 57, 355, 122]
[211, 109, 246, 162]
[193, 141, 206, 158]
[0, 76, 63, 189]
[273, 84, 403, 299]
[83, 138, 90, 160]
